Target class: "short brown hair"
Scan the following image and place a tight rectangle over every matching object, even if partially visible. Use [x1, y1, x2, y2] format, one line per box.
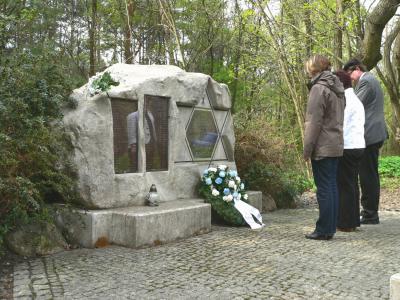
[334, 70, 352, 89]
[305, 55, 331, 77]
[343, 58, 367, 72]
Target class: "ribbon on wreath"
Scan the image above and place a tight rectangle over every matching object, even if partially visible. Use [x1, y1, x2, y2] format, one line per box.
[234, 199, 265, 230]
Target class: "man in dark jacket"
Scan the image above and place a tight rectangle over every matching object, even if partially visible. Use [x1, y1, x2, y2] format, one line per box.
[343, 59, 388, 224]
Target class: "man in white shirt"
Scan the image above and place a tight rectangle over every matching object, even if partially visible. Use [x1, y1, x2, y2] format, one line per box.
[334, 70, 365, 231]
[343, 59, 388, 225]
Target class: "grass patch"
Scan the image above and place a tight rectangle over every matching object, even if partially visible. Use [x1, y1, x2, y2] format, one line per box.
[379, 156, 400, 189]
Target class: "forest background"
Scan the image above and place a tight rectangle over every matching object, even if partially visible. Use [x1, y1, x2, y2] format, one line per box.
[1, 0, 400, 250]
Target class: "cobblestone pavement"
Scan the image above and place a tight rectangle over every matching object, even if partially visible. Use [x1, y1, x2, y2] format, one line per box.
[11, 208, 400, 299]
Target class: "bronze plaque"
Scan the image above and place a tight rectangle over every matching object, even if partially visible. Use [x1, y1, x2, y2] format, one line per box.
[144, 95, 169, 171]
[111, 98, 138, 174]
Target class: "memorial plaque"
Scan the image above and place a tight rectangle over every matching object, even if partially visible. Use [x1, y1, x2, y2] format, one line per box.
[186, 109, 218, 160]
[144, 95, 169, 171]
[111, 98, 138, 174]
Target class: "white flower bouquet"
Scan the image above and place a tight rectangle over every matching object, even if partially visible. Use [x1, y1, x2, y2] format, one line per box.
[199, 165, 249, 226]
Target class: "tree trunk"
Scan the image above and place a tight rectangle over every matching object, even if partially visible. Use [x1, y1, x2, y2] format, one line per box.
[393, 24, 400, 86]
[361, 0, 400, 70]
[231, 0, 243, 113]
[123, 0, 135, 64]
[158, 0, 186, 69]
[303, 0, 313, 58]
[89, 0, 97, 76]
[376, 19, 400, 153]
[333, 0, 343, 70]
[354, 0, 363, 51]
[166, 31, 177, 65]
[253, 0, 306, 142]
[249, 16, 261, 106]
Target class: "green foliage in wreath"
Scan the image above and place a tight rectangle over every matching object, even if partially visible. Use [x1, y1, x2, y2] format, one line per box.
[199, 165, 249, 226]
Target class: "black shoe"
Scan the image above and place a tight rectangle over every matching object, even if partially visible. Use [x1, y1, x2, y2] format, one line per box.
[305, 232, 333, 240]
[360, 217, 379, 225]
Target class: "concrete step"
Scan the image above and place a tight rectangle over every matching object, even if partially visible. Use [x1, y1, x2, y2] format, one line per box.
[391, 273, 400, 300]
[55, 199, 211, 248]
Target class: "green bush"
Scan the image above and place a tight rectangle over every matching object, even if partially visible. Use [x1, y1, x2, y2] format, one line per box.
[0, 52, 80, 253]
[379, 156, 400, 177]
[240, 161, 312, 208]
[379, 156, 400, 190]
[234, 113, 311, 208]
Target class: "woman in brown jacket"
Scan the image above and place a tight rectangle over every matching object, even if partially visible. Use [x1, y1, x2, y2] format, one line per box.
[304, 55, 345, 240]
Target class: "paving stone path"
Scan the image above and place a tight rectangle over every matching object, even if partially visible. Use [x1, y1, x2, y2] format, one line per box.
[11, 208, 400, 299]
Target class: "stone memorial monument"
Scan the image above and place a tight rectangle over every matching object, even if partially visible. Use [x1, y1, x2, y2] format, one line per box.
[57, 64, 262, 248]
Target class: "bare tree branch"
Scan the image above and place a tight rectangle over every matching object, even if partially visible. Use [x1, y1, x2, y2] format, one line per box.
[362, 0, 400, 69]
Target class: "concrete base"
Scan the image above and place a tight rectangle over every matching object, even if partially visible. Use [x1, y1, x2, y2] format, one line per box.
[391, 273, 400, 300]
[55, 199, 211, 248]
[247, 191, 263, 213]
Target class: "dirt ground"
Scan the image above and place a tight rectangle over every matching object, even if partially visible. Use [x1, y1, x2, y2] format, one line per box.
[380, 188, 400, 211]
[297, 188, 400, 211]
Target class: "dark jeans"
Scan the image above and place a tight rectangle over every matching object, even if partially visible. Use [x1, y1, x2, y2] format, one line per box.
[359, 141, 383, 220]
[311, 157, 339, 235]
[337, 149, 364, 228]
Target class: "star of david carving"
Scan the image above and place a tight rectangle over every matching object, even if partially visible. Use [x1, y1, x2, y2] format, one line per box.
[183, 82, 230, 162]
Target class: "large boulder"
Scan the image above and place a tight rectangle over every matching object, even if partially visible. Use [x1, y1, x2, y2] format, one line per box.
[5, 222, 68, 257]
[63, 64, 236, 209]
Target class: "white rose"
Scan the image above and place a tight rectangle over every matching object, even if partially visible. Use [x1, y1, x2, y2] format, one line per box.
[235, 176, 241, 183]
[243, 194, 248, 200]
[228, 180, 235, 188]
[208, 167, 217, 172]
[218, 165, 227, 170]
[223, 195, 233, 202]
[212, 189, 220, 196]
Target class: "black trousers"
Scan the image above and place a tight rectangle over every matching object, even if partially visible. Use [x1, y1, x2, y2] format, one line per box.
[337, 149, 364, 228]
[359, 141, 383, 219]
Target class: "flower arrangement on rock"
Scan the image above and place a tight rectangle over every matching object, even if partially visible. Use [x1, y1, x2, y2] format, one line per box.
[199, 165, 249, 226]
[88, 71, 119, 96]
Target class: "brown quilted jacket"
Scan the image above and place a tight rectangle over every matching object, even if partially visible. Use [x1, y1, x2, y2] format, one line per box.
[303, 71, 345, 160]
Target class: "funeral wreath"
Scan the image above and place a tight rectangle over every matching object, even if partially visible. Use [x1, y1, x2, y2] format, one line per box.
[199, 165, 249, 226]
